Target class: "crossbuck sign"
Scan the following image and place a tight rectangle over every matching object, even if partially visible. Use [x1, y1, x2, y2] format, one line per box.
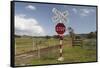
[52, 8, 68, 23]
[52, 8, 68, 61]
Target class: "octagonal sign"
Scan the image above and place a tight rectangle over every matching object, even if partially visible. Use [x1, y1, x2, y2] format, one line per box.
[55, 23, 66, 34]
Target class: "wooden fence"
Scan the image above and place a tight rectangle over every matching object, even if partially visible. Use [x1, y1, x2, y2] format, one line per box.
[72, 39, 83, 47]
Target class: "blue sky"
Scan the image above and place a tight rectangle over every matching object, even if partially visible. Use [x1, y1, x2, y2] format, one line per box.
[15, 2, 97, 36]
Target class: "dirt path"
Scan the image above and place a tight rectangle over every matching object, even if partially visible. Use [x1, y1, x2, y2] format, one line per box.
[15, 45, 60, 66]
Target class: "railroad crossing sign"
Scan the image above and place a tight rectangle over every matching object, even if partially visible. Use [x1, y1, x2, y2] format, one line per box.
[55, 23, 66, 34]
[52, 8, 68, 61]
[52, 8, 68, 23]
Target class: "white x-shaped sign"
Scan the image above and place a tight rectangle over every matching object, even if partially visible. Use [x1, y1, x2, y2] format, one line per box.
[52, 8, 68, 23]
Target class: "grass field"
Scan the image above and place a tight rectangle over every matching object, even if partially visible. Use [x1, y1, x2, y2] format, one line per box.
[15, 37, 59, 55]
[15, 37, 97, 66]
[31, 42, 96, 65]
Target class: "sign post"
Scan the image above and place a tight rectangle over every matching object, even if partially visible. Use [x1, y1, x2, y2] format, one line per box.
[52, 8, 68, 61]
[55, 23, 66, 61]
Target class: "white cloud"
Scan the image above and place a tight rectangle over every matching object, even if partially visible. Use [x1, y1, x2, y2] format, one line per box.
[25, 5, 36, 10]
[72, 8, 77, 14]
[15, 14, 45, 36]
[72, 8, 95, 17]
[79, 9, 95, 16]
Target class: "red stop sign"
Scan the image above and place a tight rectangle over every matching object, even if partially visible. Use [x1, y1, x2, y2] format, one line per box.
[55, 23, 66, 34]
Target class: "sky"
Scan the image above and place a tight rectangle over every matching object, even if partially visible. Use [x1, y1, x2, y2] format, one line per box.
[14, 2, 97, 36]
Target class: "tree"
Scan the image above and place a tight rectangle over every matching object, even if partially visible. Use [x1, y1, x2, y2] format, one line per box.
[45, 35, 51, 39]
[53, 35, 59, 39]
[68, 27, 75, 38]
[87, 32, 96, 39]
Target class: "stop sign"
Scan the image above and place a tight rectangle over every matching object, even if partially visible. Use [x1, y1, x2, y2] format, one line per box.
[55, 23, 66, 34]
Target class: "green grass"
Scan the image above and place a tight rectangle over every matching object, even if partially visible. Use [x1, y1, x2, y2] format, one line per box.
[15, 37, 97, 66]
[31, 46, 96, 65]
[15, 37, 59, 55]
[63, 46, 96, 62]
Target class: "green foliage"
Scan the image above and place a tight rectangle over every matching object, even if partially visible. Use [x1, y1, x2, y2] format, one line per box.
[87, 32, 96, 39]
[45, 35, 51, 39]
[15, 37, 59, 55]
[15, 37, 97, 66]
[31, 46, 96, 65]
[83, 39, 96, 50]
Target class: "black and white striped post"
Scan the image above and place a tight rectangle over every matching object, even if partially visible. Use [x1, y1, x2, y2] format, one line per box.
[55, 23, 66, 61]
[58, 34, 64, 61]
[52, 8, 68, 61]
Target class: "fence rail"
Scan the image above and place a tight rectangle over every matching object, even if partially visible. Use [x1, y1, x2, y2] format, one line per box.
[72, 39, 83, 46]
